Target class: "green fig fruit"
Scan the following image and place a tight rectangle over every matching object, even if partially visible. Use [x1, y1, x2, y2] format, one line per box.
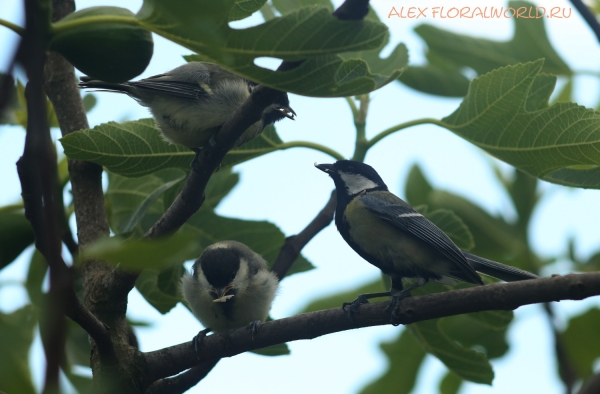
[50, 7, 153, 83]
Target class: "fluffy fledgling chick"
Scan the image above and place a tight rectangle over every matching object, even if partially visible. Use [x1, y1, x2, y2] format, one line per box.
[79, 61, 295, 149]
[181, 240, 279, 343]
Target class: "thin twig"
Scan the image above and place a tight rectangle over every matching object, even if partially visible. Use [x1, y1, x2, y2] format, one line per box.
[543, 302, 577, 394]
[144, 273, 600, 382]
[271, 191, 336, 280]
[570, 0, 600, 43]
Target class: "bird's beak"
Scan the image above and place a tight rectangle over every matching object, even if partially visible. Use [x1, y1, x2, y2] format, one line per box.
[314, 163, 334, 173]
[275, 106, 296, 120]
[211, 285, 235, 303]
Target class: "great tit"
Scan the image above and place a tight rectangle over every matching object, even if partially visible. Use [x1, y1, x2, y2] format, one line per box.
[79, 62, 296, 149]
[180, 240, 279, 352]
[316, 160, 538, 321]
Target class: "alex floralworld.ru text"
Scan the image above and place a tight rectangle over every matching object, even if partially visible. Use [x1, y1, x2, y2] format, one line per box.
[388, 6, 572, 19]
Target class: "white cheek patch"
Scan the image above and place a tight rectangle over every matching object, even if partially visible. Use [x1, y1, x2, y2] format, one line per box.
[213, 295, 234, 303]
[339, 172, 378, 195]
[398, 213, 422, 218]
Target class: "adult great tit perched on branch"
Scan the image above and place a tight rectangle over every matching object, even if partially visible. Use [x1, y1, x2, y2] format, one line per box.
[79, 62, 296, 149]
[316, 160, 538, 321]
[181, 241, 279, 353]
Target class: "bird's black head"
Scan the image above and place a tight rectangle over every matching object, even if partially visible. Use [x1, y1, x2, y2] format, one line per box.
[194, 246, 241, 289]
[262, 93, 296, 126]
[315, 160, 388, 197]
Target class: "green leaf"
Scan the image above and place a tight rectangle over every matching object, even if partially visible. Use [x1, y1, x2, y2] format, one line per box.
[409, 319, 494, 384]
[441, 60, 600, 189]
[0, 306, 37, 394]
[414, 1, 570, 77]
[0, 208, 35, 270]
[134, 0, 404, 96]
[299, 278, 385, 313]
[398, 66, 470, 97]
[229, 0, 268, 21]
[122, 174, 186, 233]
[203, 168, 240, 209]
[505, 169, 538, 230]
[439, 372, 462, 394]
[360, 329, 426, 394]
[405, 164, 434, 207]
[136, 269, 182, 314]
[65, 320, 92, 367]
[60, 119, 192, 178]
[60, 120, 290, 178]
[440, 314, 511, 360]
[82, 94, 97, 113]
[80, 232, 201, 271]
[25, 250, 48, 307]
[107, 169, 188, 234]
[562, 307, 600, 379]
[271, 0, 333, 15]
[251, 342, 290, 356]
[423, 209, 474, 251]
[464, 310, 513, 330]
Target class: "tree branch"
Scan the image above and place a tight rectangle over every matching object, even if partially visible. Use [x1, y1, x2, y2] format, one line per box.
[543, 302, 577, 394]
[144, 273, 600, 382]
[271, 190, 336, 280]
[145, 360, 220, 394]
[570, 0, 600, 43]
[43, 0, 120, 367]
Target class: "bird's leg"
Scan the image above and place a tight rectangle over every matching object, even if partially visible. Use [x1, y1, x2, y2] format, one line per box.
[342, 291, 392, 322]
[387, 278, 428, 325]
[193, 327, 212, 359]
[248, 320, 261, 340]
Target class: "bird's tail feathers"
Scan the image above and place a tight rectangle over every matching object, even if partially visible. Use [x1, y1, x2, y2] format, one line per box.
[78, 77, 130, 94]
[462, 251, 538, 282]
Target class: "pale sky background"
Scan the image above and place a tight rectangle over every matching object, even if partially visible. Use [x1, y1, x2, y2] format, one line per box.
[1, 0, 600, 393]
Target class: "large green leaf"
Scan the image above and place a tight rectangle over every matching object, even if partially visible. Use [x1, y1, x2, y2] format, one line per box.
[0, 306, 37, 394]
[439, 372, 462, 394]
[107, 168, 188, 234]
[360, 329, 427, 394]
[0, 208, 35, 270]
[60, 120, 291, 178]
[441, 60, 600, 189]
[562, 307, 600, 379]
[136, 269, 183, 314]
[60, 119, 191, 178]
[398, 65, 470, 97]
[131, 0, 404, 96]
[409, 319, 494, 384]
[440, 314, 511, 360]
[415, 2, 570, 76]
[400, 1, 570, 97]
[229, 0, 268, 21]
[272, 0, 333, 15]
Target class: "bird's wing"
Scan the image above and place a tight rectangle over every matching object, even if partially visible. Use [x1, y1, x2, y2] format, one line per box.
[360, 193, 483, 285]
[127, 79, 208, 100]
